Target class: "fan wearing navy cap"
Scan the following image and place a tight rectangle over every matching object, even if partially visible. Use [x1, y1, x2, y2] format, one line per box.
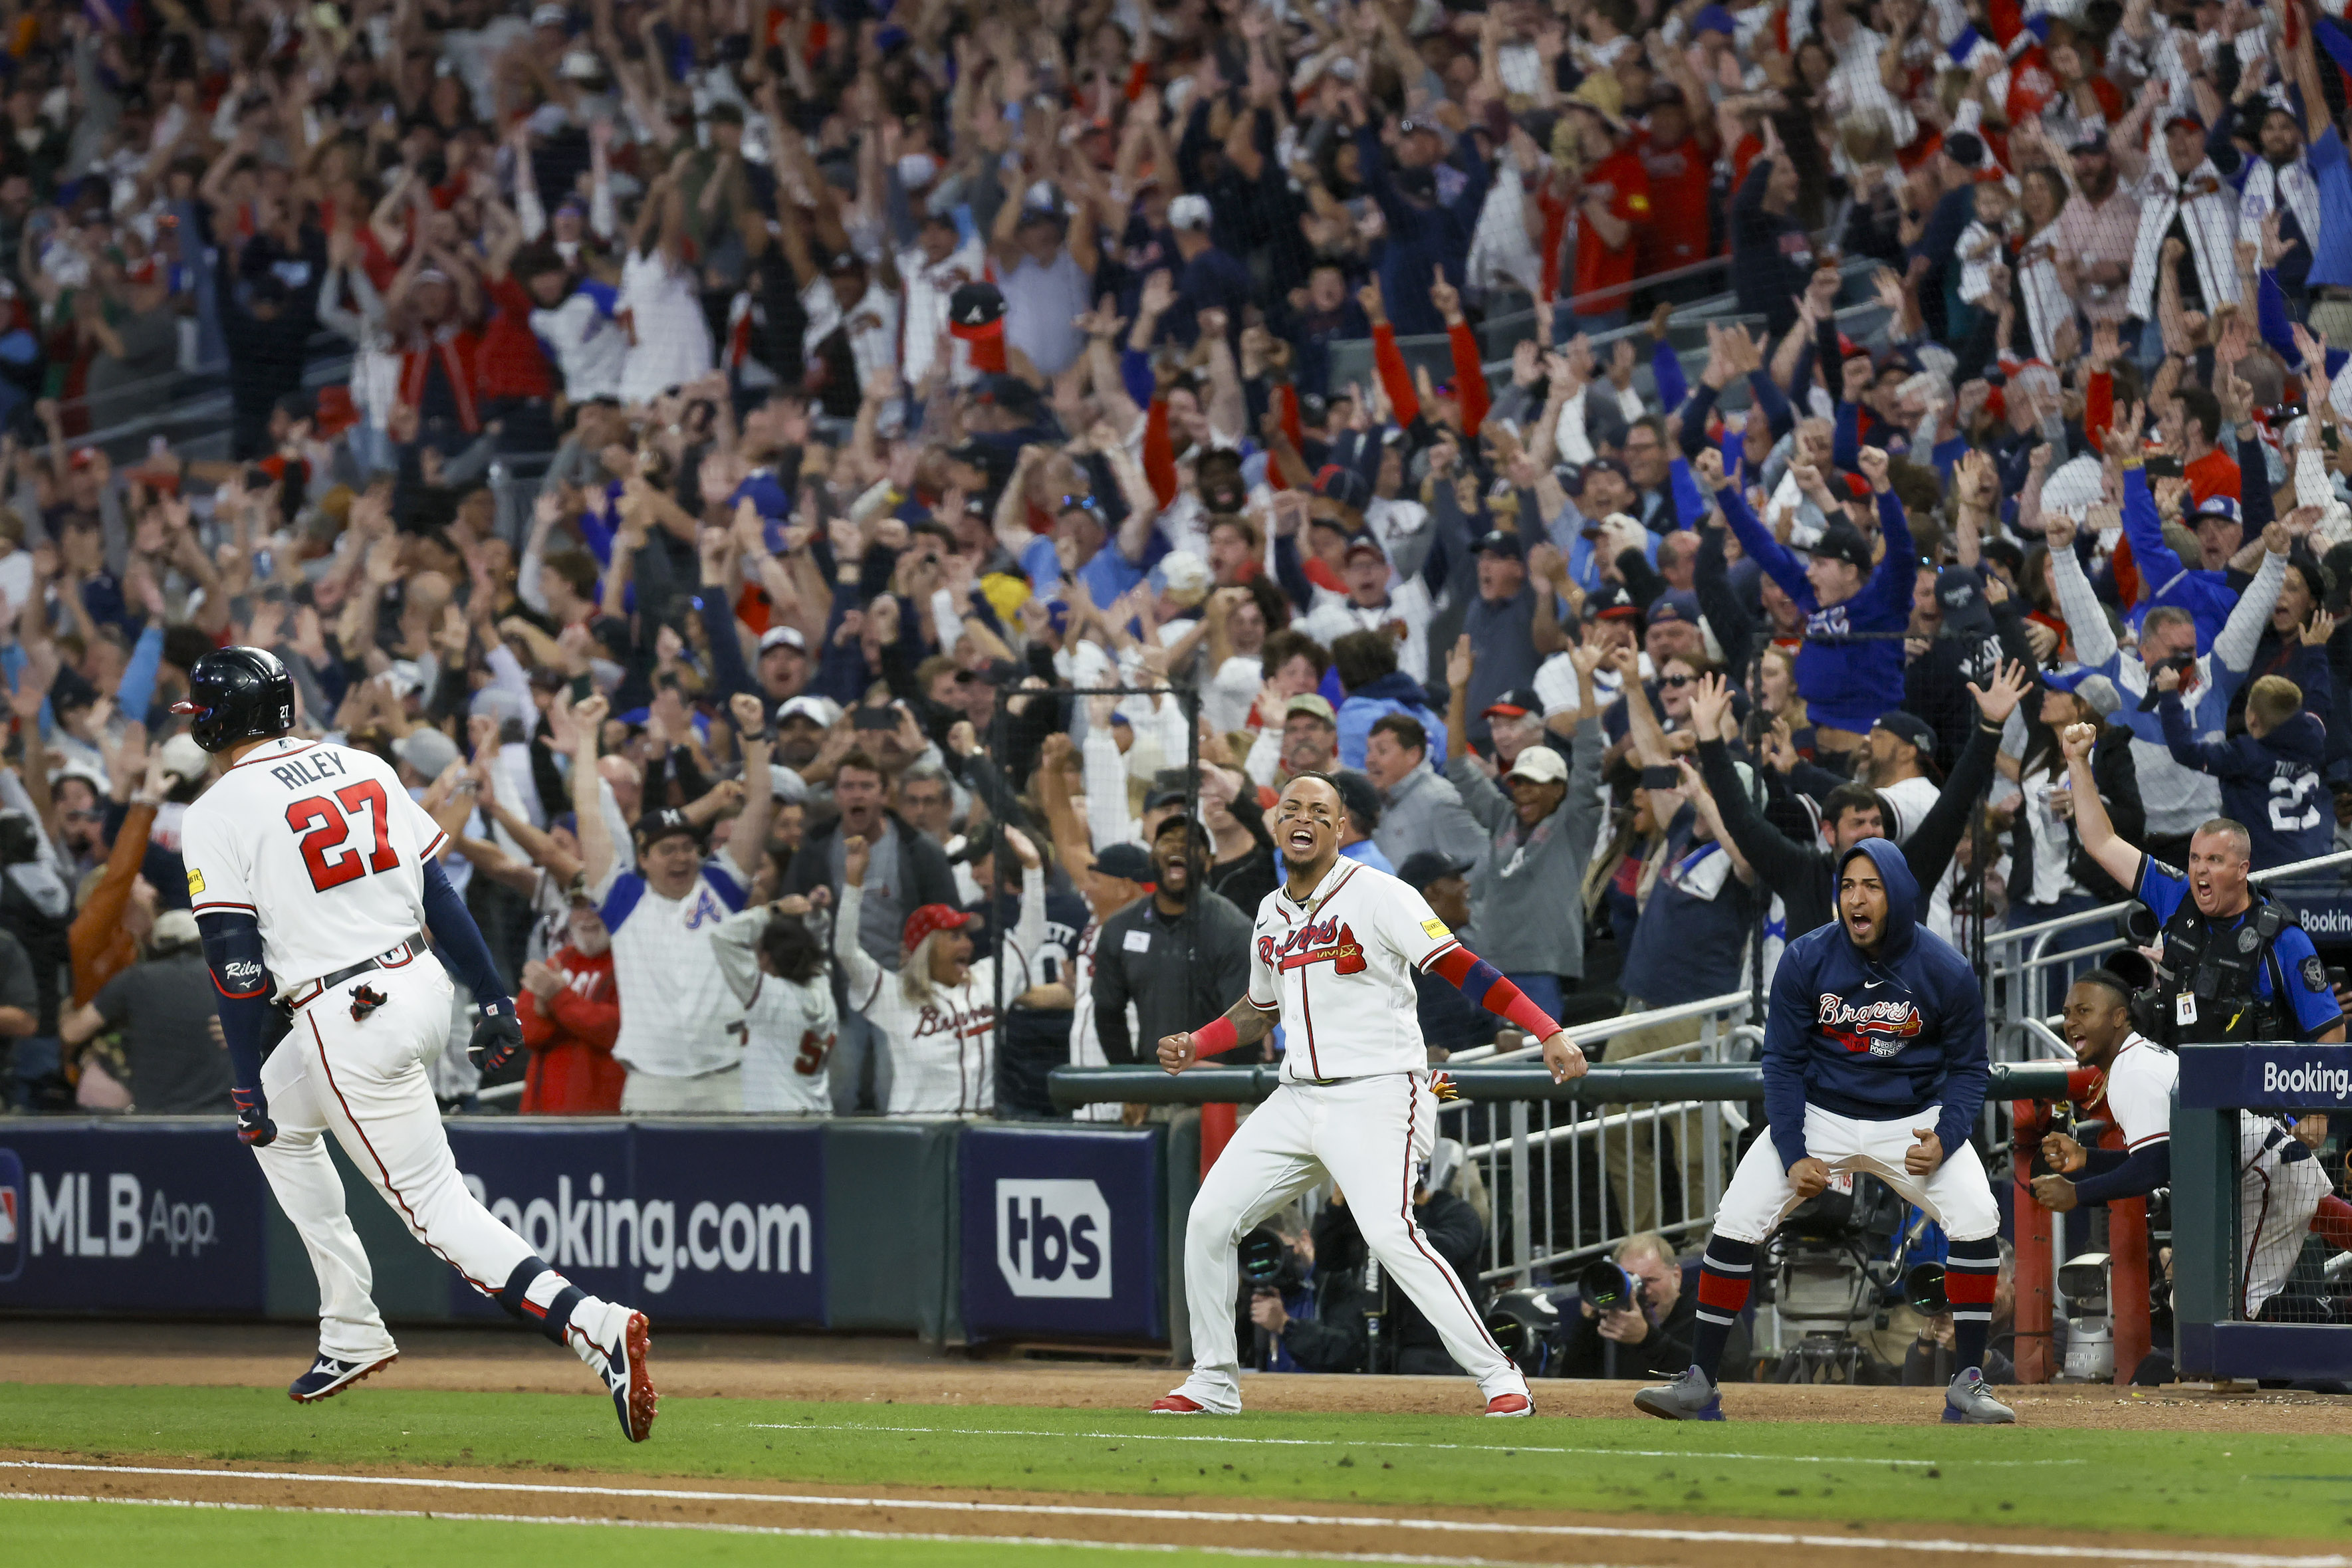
[1345, 92, 1489, 339]
[1395, 850, 1493, 1055]
[1696, 445, 1915, 759]
[1300, 529, 1434, 686]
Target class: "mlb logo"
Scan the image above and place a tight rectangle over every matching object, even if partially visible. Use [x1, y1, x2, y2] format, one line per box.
[0, 1147, 23, 1284]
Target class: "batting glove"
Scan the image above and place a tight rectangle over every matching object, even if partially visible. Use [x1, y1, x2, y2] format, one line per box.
[232, 1086, 277, 1147]
[469, 998, 525, 1073]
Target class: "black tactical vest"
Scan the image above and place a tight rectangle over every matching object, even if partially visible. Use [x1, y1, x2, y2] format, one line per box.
[2135, 889, 2295, 1046]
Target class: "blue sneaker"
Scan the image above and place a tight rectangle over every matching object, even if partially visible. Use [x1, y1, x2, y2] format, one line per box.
[287, 1349, 396, 1404]
[1633, 1365, 1724, 1421]
[1942, 1367, 2016, 1424]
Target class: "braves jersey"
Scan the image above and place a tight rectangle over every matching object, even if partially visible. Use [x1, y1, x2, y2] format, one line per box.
[181, 736, 447, 996]
[1248, 859, 1458, 1082]
[711, 905, 838, 1115]
[2097, 1034, 2178, 1152]
[596, 859, 749, 1079]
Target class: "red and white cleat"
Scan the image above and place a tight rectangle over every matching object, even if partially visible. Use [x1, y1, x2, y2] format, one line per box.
[1149, 1393, 1211, 1414]
[1484, 1393, 1534, 1418]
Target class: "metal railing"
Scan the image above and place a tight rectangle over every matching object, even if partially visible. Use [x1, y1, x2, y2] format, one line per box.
[1052, 1022, 2078, 1292]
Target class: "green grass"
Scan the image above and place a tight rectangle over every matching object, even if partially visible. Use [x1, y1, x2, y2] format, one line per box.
[5, 1384, 2352, 1542]
[0, 1496, 1330, 1568]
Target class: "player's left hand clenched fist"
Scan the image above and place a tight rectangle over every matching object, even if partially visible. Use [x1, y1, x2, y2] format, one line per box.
[1156, 1032, 1198, 1074]
[1906, 1128, 1944, 1176]
[231, 1086, 277, 1147]
[469, 998, 525, 1073]
[1541, 1030, 1588, 1083]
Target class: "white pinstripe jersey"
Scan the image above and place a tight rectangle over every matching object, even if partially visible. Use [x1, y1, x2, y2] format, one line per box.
[181, 736, 447, 997]
[597, 861, 750, 1079]
[2099, 1035, 2176, 1152]
[1248, 859, 1459, 1083]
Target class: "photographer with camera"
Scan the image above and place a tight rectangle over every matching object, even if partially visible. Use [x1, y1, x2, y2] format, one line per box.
[1552, 1233, 1743, 1381]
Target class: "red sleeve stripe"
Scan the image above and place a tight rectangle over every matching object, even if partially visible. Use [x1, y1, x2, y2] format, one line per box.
[193, 900, 257, 913]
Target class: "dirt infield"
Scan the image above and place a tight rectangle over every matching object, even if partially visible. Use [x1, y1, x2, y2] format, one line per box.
[5, 1448, 2349, 1567]
[5, 1318, 2345, 1433]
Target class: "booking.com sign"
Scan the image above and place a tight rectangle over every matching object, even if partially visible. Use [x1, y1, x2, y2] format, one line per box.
[995, 1179, 1110, 1299]
[0, 1148, 22, 1285]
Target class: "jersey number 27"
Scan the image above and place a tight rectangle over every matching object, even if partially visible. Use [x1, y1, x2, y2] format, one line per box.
[287, 782, 403, 892]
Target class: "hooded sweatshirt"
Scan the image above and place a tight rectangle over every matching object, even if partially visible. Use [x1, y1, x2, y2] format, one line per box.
[1718, 483, 1915, 735]
[2157, 695, 2332, 871]
[1762, 838, 1990, 1172]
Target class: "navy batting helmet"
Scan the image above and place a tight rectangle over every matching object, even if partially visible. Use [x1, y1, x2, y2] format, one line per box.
[172, 646, 296, 753]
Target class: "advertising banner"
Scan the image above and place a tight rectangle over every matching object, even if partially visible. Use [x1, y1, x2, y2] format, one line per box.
[959, 1125, 1163, 1341]
[448, 1120, 824, 1325]
[2177, 1043, 2352, 1111]
[0, 1120, 265, 1311]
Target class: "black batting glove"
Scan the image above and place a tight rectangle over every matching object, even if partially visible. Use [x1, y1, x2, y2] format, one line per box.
[469, 997, 525, 1073]
[232, 1086, 277, 1147]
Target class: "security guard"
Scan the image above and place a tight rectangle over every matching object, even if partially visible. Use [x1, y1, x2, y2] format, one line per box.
[2058, 723, 2344, 1045]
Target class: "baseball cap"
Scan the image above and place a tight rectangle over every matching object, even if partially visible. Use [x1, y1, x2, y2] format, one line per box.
[1286, 693, 1337, 725]
[634, 807, 705, 849]
[777, 694, 841, 727]
[1331, 769, 1382, 828]
[1343, 532, 1387, 562]
[1690, 3, 1738, 33]
[1167, 193, 1213, 231]
[1143, 784, 1193, 814]
[1647, 590, 1703, 627]
[1584, 580, 1642, 621]
[1572, 456, 1630, 493]
[2045, 665, 2123, 718]
[1093, 843, 1154, 883]
[1505, 746, 1569, 786]
[392, 727, 459, 781]
[2188, 495, 2243, 529]
[1871, 709, 1938, 758]
[901, 902, 973, 950]
[1395, 850, 1475, 892]
[1808, 525, 1874, 572]
[2164, 110, 2206, 133]
[759, 624, 808, 655]
[1944, 131, 1985, 169]
[1474, 529, 1526, 560]
[1482, 686, 1541, 721]
[158, 732, 211, 783]
[1935, 566, 1995, 637]
[1313, 464, 1373, 514]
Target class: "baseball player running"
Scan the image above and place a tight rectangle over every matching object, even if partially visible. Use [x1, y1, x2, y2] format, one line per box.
[1637, 838, 2013, 1424]
[1149, 771, 1591, 1417]
[177, 649, 657, 1440]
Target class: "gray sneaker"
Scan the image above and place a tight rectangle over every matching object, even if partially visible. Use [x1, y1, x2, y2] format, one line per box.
[1633, 1365, 1724, 1422]
[1942, 1367, 2015, 1424]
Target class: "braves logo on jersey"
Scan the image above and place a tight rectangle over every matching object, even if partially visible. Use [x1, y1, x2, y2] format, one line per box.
[1261, 918, 1368, 976]
[1818, 992, 1925, 1057]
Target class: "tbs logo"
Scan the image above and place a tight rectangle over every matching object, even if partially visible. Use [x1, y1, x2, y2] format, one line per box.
[996, 1179, 1109, 1299]
[0, 1147, 23, 1284]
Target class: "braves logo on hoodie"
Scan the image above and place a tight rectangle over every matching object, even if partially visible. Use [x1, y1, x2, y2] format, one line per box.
[1817, 994, 1925, 1057]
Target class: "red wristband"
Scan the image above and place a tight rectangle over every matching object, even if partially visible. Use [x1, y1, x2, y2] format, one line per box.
[1498, 987, 1560, 1042]
[1192, 1017, 1240, 1057]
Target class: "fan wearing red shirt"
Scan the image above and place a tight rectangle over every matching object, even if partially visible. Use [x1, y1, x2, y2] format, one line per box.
[1564, 98, 1653, 333]
[2171, 386, 2240, 507]
[1635, 84, 1716, 290]
[517, 904, 625, 1115]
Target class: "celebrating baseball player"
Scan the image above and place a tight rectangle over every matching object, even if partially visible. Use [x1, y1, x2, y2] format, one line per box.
[1637, 838, 2012, 1425]
[176, 648, 657, 1441]
[1149, 771, 1590, 1418]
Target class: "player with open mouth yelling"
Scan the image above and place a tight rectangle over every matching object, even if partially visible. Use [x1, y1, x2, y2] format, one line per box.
[1147, 772, 1589, 1418]
[1635, 837, 2013, 1426]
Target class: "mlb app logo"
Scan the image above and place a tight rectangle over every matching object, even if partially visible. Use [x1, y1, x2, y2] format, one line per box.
[996, 1179, 1110, 1299]
[0, 1147, 23, 1284]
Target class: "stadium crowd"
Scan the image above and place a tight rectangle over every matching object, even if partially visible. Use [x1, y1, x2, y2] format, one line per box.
[0, 0, 2347, 1165]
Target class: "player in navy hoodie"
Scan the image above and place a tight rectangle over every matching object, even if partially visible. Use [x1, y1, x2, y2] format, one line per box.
[2156, 671, 2331, 871]
[1634, 838, 2014, 1424]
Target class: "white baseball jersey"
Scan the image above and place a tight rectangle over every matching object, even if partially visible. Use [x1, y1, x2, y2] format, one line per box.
[1248, 859, 1459, 1083]
[2097, 1034, 2177, 1152]
[182, 736, 447, 994]
[595, 859, 749, 1079]
[711, 905, 838, 1115]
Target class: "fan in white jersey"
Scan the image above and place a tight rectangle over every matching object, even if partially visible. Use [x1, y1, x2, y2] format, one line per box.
[569, 692, 778, 1113]
[711, 897, 839, 1115]
[2034, 969, 2333, 1320]
[834, 826, 1046, 1116]
[174, 646, 655, 1440]
[1147, 771, 1591, 1417]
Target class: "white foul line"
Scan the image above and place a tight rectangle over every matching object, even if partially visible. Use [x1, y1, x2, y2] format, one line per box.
[0, 1460, 2339, 1567]
[0, 1494, 1568, 1568]
[747, 1421, 2081, 1469]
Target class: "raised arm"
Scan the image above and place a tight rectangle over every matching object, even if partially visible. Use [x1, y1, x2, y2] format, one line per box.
[832, 833, 885, 1007]
[723, 692, 775, 884]
[569, 693, 616, 890]
[2061, 721, 2144, 891]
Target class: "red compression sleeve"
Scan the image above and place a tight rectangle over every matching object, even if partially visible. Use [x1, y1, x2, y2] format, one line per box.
[1427, 946, 1560, 1039]
[1192, 1016, 1240, 1057]
[1371, 322, 1421, 429]
[1449, 320, 1488, 439]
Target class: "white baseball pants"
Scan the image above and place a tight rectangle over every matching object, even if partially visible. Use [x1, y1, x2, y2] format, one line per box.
[2240, 1114, 2332, 1319]
[253, 954, 538, 1359]
[1172, 1072, 1526, 1412]
[1712, 1103, 2002, 1244]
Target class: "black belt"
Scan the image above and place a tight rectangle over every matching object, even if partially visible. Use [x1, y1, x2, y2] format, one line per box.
[288, 935, 428, 1009]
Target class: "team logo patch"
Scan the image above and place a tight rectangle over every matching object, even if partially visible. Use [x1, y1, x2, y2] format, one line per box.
[1818, 993, 1924, 1057]
[1421, 918, 1449, 940]
[2301, 955, 2329, 993]
[186, 869, 205, 895]
[1268, 917, 1368, 976]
